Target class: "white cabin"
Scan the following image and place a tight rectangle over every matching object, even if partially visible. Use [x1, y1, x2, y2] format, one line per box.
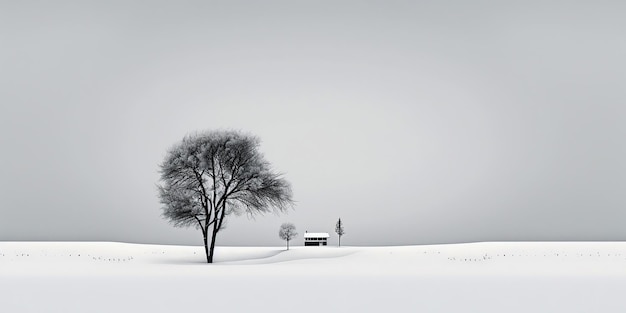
[304, 232, 329, 246]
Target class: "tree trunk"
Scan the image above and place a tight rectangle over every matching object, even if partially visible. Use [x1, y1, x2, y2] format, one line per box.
[208, 223, 219, 263]
[287, 240, 289, 250]
[339, 235, 341, 247]
[203, 233, 210, 263]
[207, 204, 228, 263]
[201, 224, 210, 263]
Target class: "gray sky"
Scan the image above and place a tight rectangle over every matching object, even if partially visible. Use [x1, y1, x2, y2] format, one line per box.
[1, 1, 625, 246]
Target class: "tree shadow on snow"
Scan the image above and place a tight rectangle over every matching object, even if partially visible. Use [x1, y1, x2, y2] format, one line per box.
[154, 248, 286, 265]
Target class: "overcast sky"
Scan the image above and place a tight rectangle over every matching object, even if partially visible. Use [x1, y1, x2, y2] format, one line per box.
[1, 1, 625, 246]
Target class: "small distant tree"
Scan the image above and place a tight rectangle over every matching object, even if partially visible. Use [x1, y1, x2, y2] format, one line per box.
[335, 218, 345, 247]
[279, 223, 297, 250]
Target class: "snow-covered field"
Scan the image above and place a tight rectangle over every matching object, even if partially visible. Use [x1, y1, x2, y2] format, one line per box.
[1, 242, 626, 312]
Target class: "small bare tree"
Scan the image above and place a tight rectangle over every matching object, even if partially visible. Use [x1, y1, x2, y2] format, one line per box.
[335, 218, 345, 247]
[279, 223, 297, 250]
[158, 130, 293, 263]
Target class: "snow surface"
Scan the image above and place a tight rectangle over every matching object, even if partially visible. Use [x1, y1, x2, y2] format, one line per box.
[1, 242, 626, 312]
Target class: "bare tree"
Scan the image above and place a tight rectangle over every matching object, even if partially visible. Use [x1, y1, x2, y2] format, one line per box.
[335, 218, 345, 247]
[279, 223, 297, 250]
[158, 130, 293, 263]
